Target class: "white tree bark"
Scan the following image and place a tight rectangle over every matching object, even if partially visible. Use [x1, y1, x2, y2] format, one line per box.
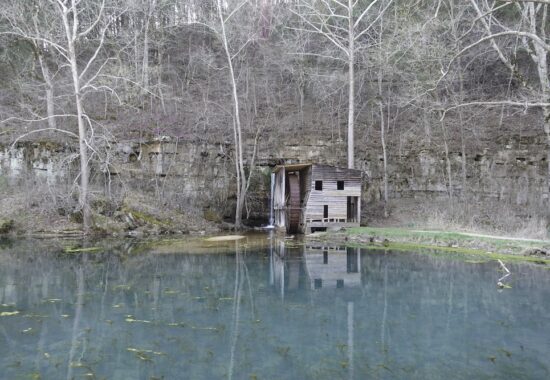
[293, 0, 394, 170]
[216, 0, 247, 228]
[1, 0, 121, 233]
[36, 52, 57, 131]
[377, 71, 389, 217]
[142, 0, 155, 102]
[347, 0, 355, 169]
[32, 10, 57, 132]
[58, 0, 92, 230]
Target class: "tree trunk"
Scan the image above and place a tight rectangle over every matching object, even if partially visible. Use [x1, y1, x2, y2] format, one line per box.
[66, 264, 85, 380]
[380, 105, 389, 217]
[260, 0, 271, 38]
[347, 0, 355, 169]
[142, 14, 150, 94]
[63, 8, 91, 232]
[37, 53, 56, 131]
[217, 0, 246, 228]
[457, 56, 467, 198]
[378, 72, 388, 217]
[441, 119, 453, 202]
[32, 16, 56, 133]
[70, 60, 91, 231]
[460, 119, 467, 198]
[157, 40, 166, 114]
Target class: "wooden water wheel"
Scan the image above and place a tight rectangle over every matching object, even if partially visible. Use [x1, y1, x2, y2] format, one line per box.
[285, 173, 301, 234]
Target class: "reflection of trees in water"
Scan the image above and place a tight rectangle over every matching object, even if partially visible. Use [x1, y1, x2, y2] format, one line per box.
[362, 250, 549, 310]
[0, 246, 249, 378]
[1, 241, 268, 379]
[360, 250, 550, 378]
[269, 244, 550, 378]
[66, 263, 84, 380]
[229, 240, 259, 380]
[228, 241, 243, 380]
[1, 242, 550, 379]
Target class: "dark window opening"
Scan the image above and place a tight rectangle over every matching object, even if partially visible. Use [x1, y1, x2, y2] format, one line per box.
[336, 279, 344, 289]
[314, 278, 323, 289]
[337, 181, 345, 190]
[311, 227, 327, 233]
[347, 197, 357, 222]
[323, 205, 329, 218]
[315, 180, 323, 190]
[323, 251, 328, 264]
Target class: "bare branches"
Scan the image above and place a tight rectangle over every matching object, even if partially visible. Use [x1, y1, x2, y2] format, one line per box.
[512, 0, 550, 4]
[440, 101, 550, 120]
[81, 58, 115, 91]
[79, 6, 128, 83]
[77, 0, 105, 38]
[438, 29, 550, 90]
[225, 0, 249, 23]
[354, 0, 382, 28]
[434, 0, 550, 140]
[0, 114, 78, 125]
[291, 0, 395, 168]
[288, 8, 349, 55]
[10, 127, 78, 150]
[213, 0, 257, 227]
[286, 52, 347, 63]
[469, 0, 515, 72]
[354, 0, 394, 41]
[0, 31, 69, 60]
[78, 24, 109, 82]
[438, 0, 550, 89]
[291, 0, 394, 54]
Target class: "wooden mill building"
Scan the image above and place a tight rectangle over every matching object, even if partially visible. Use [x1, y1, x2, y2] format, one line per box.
[273, 164, 362, 234]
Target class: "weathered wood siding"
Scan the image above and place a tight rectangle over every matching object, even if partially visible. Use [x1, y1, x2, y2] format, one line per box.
[305, 165, 362, 221]
[273, 163, 362, 232]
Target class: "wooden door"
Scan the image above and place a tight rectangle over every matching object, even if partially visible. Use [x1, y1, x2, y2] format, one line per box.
[347, 197, 357, 222]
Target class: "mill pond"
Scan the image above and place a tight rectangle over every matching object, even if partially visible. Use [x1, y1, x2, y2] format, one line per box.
[0, 235, 549, 380]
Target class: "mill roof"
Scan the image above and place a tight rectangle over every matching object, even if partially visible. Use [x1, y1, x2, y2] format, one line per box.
[273, 163, 362, 176]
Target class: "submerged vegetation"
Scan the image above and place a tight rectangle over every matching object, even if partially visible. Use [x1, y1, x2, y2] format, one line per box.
[0, 236, 549, 378]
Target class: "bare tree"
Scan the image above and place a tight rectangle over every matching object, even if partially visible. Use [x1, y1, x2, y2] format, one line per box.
[441, 0, 550, 203]
[1, 0, 126, 232]
[179, 0, 263, 228]
[215, 0, 248, 228]
[291, 0, 394, 169]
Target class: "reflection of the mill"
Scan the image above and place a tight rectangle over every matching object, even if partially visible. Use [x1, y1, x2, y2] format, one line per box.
[269, 238, 359, 379]
[306, 245, 361, 289]
[269, 238, 362, 298]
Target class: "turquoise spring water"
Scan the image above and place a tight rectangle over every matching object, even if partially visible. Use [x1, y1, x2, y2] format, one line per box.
[0, 237, 549, 379]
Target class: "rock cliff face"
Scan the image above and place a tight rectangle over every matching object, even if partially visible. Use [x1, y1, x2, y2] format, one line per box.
[0, 130, 547, 227]
[255, 132, 547, 217]
[361, 137, 546, 208]
[0, 140, 233, 218]
[0, 142, 74, 186]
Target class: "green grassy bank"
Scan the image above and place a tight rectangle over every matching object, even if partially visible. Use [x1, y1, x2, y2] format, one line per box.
[307, 227, 550, 265]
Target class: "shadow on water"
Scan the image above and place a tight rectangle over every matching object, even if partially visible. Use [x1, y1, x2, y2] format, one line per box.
[0, 235, 549, 379]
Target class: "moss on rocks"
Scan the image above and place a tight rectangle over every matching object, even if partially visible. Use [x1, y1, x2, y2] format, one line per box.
[0, 219, 14, 234]
[203, 209, 222, 223]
